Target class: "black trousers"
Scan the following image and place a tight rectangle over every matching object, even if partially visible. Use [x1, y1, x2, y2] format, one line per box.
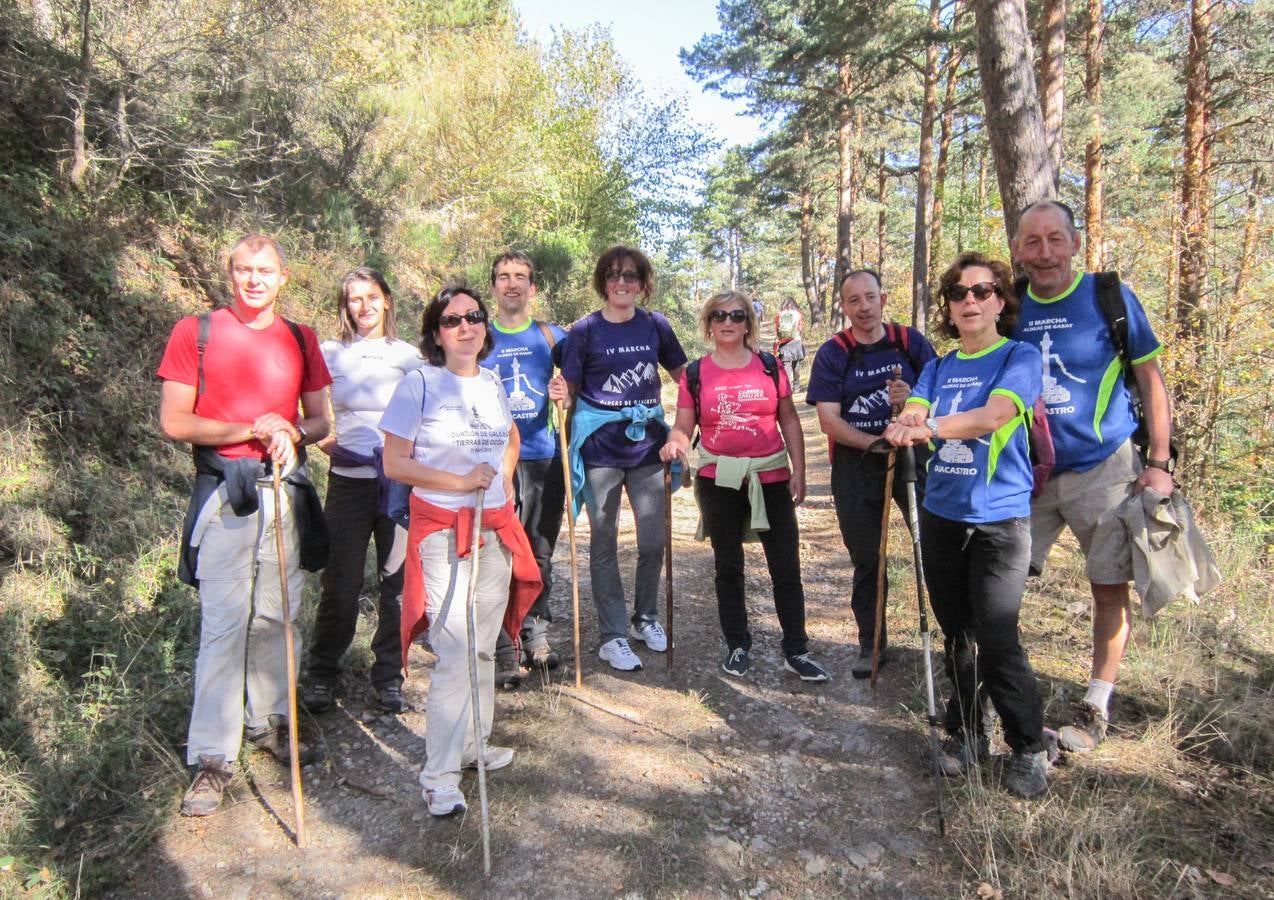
[919, 509, 1045, 754]
[829, 444, 926, 651]
[307, 473, 404, 689]
[496, 455, 567, 658]
[696, 474, 809, 657]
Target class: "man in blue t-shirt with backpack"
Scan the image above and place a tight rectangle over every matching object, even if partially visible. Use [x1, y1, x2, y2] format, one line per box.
[482, 251, 568, 688]
[1011, 200, 1175, 753]
[807, 269, 937, 679]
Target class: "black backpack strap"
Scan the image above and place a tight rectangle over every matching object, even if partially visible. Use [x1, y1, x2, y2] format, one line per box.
[282, 317, 309, 385]
[757, 350, 781, 391]
[535, 319, 557, 350]
[196, 312, 212, 396]
[1093, 272, 1128, 367]
[686, 358, 702, 423]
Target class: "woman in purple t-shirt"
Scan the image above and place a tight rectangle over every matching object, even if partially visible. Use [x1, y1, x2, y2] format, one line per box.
[550, 246, 687, 672]
[660, 291, 829, 682]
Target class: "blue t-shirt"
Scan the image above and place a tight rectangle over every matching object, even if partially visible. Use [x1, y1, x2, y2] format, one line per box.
[559, 308, 687, 468]
[805, 325, 936, 435]
[482, 319, 566, 461]
[1012, 272, 1162, 473]
[911, 338, 1043, 523]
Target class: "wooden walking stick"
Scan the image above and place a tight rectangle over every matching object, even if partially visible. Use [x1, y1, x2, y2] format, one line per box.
[663, 462, 675, 672]
[464, 487, 493, 876]
[870, 365, 905, 687]
[555, 399, 583, 688]
[271, 465, 306, 848]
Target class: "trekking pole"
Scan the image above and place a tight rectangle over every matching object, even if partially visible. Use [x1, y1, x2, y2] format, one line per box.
[464, 487, 493, 875]
[898, 445, 946, 837]
[664, 462, 675, 673]
[870, 365, 904, 686]
[271, 466, 306, 848]
[555, 400, 583, 689]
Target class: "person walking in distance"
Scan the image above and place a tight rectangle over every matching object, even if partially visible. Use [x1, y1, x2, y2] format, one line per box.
[550, 246, 688, 672]
[806, 270, 936, 678]
[158, 234, 332, 817]
[302, 268, 423, 716]
[482, 251, 568, 688]
[1010, 200, 1175, 753]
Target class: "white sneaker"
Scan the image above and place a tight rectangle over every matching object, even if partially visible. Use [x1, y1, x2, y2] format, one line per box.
[599, 638, 644, 671]
[629, 621, 668, 652]
[463, 746, 515, 771]
[422, 783, 467, 817]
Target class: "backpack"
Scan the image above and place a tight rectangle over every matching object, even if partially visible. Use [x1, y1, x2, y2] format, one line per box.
[1014, 272, 1176, 465]
[684, 351, 781, 445]
[777, 308, 800, 339]
[933, 342, 1055, 496]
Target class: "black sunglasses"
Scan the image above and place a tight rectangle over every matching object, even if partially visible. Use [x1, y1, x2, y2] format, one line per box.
[943, 282, 999, 302]
[605, 270, 641, 284]
[708, 309, 749, 323]
[438, 310, 488, 329]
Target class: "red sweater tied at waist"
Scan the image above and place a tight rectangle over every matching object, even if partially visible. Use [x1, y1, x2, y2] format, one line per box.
[400, 493, 542, 671]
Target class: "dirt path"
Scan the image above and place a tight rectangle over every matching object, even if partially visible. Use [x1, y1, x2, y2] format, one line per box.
[114, 404, 964, 899]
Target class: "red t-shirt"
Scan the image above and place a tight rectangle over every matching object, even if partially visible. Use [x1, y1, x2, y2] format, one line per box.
[157, 307, 332, 459]
[677, 353, 791, 484]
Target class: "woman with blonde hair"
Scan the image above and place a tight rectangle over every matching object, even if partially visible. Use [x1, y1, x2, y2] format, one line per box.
[660, 291, 828, 681]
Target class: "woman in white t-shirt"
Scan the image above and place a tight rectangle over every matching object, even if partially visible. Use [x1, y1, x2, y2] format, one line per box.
[303, 268, 423, 717]
[660, 291, 829, 683]
[381, 286, 540, 818]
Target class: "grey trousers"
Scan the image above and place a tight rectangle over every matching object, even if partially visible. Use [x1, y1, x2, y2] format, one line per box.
[582, 463, 665, 643]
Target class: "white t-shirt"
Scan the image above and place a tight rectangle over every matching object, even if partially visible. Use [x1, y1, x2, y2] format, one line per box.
[322, 336, 424, 478]
[379, 364, 512, 510]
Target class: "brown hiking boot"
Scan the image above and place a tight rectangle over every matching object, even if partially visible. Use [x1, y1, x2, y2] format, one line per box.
[181, 756, 234, 817]
[1057, 701, 1108, 753]
[245, 715, 317, 766]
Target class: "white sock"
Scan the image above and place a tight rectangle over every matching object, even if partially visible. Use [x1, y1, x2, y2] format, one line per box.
[1083, 679, 1114, 719]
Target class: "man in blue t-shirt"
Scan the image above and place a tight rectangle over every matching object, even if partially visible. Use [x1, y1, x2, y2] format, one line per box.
[807, 269, 937, 678]
[1011, 200, 1175, 752]
[482, 251, 568, 688]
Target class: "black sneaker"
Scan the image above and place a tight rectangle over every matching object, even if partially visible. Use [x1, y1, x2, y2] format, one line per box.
[301, 681, 335, 714]
[1057, 701, 1107, 753]
[496, 652, 523, 691]
[722, 647, 750, 677]
[245, 715, 317, 767]
[851, 645, 887, 680]
[784, 653, 830, 682]
[375, 684, 406, 714]
[1003, 750, 1048, 798]
[936, 732, 990, 777]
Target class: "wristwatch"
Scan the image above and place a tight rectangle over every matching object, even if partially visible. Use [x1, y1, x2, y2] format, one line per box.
[296, 423, 309, 445]
[1145, 457, 1174, 473]
[925, 416, 939, 439]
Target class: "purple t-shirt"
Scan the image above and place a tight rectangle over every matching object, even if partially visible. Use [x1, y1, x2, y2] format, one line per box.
[559, 308, 687, 468]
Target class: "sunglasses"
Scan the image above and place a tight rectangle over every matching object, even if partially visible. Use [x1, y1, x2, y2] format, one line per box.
[708, 309, 749, 323]
[605, 270, 641, 284]
[943, 282, 999, 302]
[438, 310, 488, 329]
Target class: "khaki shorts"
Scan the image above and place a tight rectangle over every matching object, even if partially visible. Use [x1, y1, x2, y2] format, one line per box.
[1030, 439, 1141, 584]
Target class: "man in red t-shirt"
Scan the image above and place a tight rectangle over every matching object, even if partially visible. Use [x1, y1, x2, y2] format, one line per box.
[157, 234, 331, 816]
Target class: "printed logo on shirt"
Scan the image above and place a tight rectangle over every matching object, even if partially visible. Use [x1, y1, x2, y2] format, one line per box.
[499, 356, 544, 415]
[708, 387, 760, 444]
[1017, 319, 1085, 413]
[602, 361, 657, 393]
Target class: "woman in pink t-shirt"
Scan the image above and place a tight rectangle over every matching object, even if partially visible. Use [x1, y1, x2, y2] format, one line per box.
[660, 291, 830, 682]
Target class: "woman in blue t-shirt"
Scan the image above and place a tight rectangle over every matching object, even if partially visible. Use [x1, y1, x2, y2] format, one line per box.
[550, 246, 688, 672]
[884, 251, 1049, 799]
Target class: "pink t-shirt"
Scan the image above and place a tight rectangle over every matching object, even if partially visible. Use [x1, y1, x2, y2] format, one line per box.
[676, 353, 791, 484]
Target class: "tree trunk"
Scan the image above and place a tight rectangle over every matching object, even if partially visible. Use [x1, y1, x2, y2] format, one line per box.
[911, 0, 941, 330]
[1177, 0, 1211, 342]
[835, 59, 855, 291]
[800, 181, 823, 324]
[31, 0, 56, 38]
[876, 149, 887, 272]
[1232, 168, 1262, 302]
[69, 0, 91, 189]
[1038, 0, 1066, 187]
[1083, 0, 1104, 272]
[930, 1, 965, 291]
[972, 0, 1056, 245]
